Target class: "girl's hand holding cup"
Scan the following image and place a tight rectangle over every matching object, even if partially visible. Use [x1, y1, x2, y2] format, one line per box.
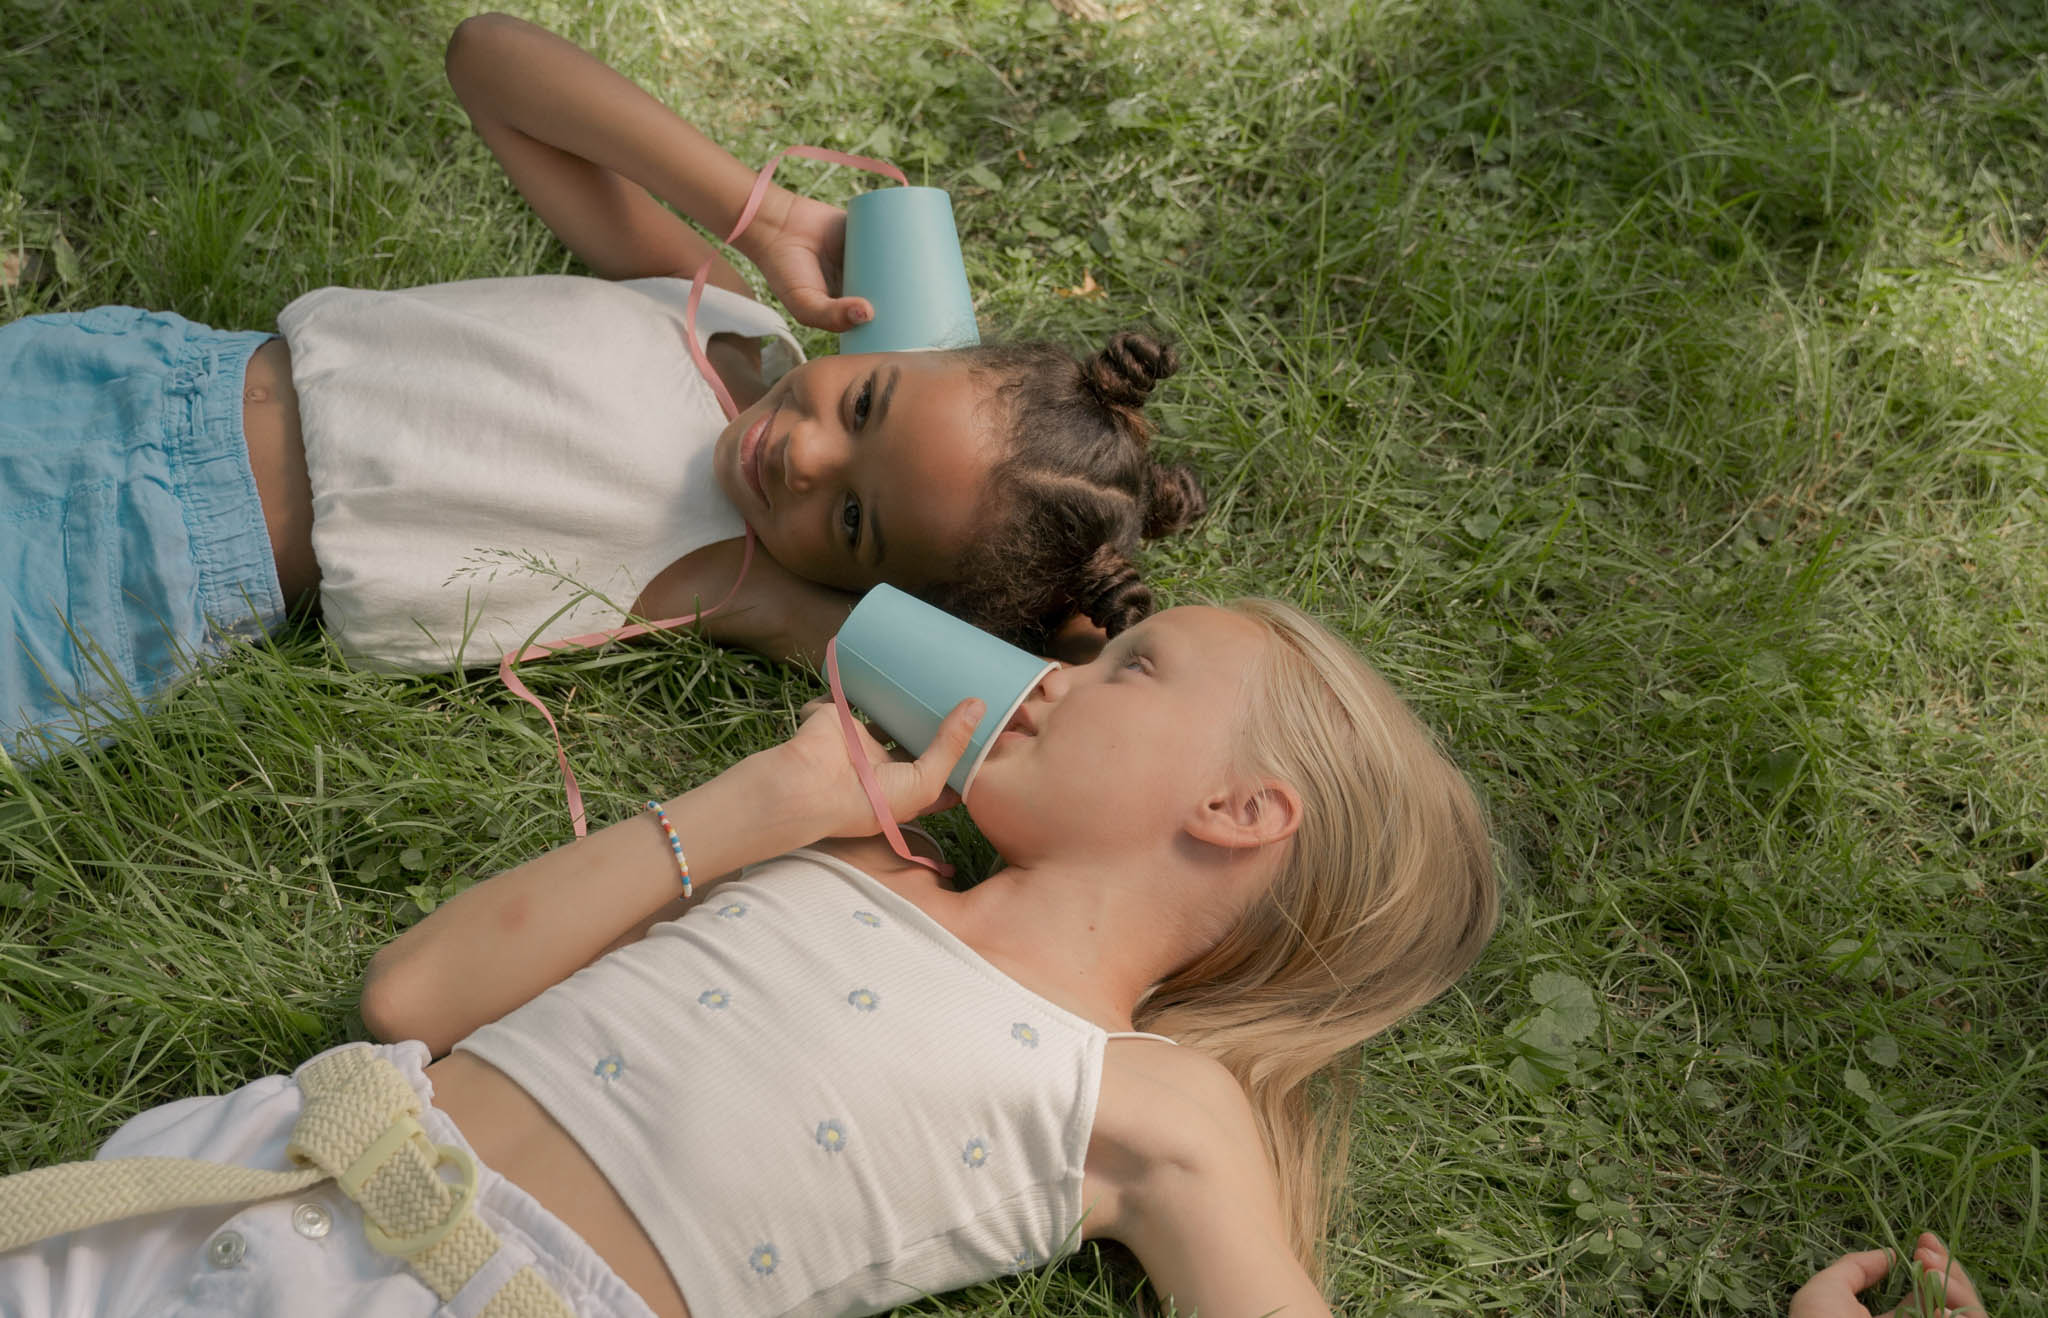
[739, 186, 873, 334]
[769, 694, 982, 841]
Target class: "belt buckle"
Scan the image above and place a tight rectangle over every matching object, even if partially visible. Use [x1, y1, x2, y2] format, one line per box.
[339, 1113, 482, 1260]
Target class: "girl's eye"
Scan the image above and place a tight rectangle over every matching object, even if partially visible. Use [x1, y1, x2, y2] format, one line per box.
[840, 495, 863, 547]
[1121, 652, 1149, 674]
[852, 376, 875, 428]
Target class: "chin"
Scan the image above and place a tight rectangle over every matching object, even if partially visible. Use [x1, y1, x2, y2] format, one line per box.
[960, 781, 1014, 840]
[711, 426, 744, 503]
[961, 777, 1048, 860]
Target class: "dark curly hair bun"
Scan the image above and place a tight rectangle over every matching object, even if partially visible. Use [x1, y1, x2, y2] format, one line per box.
[1083, 331, 1181, 421]
[1141, 462, 1207, 540]
[1075, 545, 1155, 636]
[924, 329, 1203, 651]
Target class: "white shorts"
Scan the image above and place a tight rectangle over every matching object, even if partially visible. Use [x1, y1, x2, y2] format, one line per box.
[0, 1042, 659, 1318]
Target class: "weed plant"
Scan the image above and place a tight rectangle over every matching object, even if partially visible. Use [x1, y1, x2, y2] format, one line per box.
[3, 0, 2044, 1313]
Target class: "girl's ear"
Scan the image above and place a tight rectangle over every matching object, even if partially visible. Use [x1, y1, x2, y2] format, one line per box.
[1186, 777, 1302, 851]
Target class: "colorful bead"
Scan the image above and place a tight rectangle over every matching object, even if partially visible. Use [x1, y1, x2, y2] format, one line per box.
[647, 800, 692, 898]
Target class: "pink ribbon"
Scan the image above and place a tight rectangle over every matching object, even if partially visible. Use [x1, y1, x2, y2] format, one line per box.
[681, 145, 907, 418]
[496, 533, 754, 836]
[824, 637, 951, 878]
[501, 144, 948, 879]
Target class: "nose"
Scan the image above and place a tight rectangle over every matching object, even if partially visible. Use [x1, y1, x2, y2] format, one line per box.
[1030, 662, 1071, 705]
[1005, 664, 1063, 737]
[780, 420, 847, 494]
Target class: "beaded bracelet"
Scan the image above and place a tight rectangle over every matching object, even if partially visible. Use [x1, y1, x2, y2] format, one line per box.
[646, 800, 692, 898]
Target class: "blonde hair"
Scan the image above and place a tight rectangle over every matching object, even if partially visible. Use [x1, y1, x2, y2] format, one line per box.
[1132, 599, 1499, 1281]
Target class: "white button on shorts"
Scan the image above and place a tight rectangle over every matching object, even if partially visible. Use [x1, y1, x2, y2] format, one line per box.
[291, 1202, 332, 1239]
[206, 1230, 246, 1268]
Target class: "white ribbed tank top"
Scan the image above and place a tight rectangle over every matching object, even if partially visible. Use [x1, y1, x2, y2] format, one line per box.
[457, 849, 1168, 1317]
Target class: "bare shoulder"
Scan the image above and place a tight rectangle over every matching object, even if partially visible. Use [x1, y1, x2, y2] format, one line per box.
[1084, 1042, 1328, 1314]
[1083, 1038, 1278, 1242]
[1093, 1040, 1260, 1165]
[632, 536, 751, 622]
[633, 538, 855, 665]
[810, 834, 953, 892]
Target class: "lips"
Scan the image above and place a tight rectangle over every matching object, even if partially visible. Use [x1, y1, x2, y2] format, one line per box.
[739, 408, 773, 507]
[997, 704, 1039, 743]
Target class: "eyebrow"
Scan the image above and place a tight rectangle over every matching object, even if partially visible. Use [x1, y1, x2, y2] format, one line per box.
[863, 368, 901, 571]
[874, 366, 900, 431]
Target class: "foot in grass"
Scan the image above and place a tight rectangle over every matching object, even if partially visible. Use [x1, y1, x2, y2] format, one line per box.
[1790, 1233, 1987, 1318]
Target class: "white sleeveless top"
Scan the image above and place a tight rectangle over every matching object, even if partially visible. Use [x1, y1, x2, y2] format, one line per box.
[456, 849, 1170, 1318]
[279, 275, 801, 671]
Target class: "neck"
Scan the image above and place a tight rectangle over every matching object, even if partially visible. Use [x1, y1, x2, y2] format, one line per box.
[939, 851, 1217, 1031]
[706, 332, 767, 411]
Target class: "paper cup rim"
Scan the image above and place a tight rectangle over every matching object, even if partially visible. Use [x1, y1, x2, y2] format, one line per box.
[850, 184, 954, 202]
[957, 659, 1058, 802]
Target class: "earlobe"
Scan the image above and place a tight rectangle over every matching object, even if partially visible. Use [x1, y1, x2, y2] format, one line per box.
[1186, 778, 1303, 851]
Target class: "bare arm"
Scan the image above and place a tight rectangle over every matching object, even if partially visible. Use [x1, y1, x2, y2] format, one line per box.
[1088, 1049, 1335, 1318]
[692, 568, 854, 668]
[360, 696, 980, 1054]
[444, 12, 870, 330]
[637, 535, 857, 667]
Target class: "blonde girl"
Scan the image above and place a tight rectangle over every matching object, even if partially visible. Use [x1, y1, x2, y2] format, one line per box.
[0, 13, 1203, 753]
[0, 600, 1495, 1316]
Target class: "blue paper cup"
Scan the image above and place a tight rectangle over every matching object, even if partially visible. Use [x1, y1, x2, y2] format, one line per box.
[838, 187, 981, 354]
[833, 585, 1055, 799]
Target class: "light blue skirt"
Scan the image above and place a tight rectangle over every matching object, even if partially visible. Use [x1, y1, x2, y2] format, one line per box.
[0, 306, 284, 755]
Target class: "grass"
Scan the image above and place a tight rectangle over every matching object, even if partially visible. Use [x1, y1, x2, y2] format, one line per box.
[4, 0, 2046, 1313]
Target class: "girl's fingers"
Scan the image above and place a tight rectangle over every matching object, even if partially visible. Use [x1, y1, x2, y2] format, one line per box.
[768, 256, 866, 333]
[1790, 1248, 1890, 1318]
[775, 283, 829, 327]
[1912, 1235, 1985, 1314]
[907, 699, 981, 806]
[1817, 1248, 1896, 1295]
[923, 698, 981, 766]
[793, 293, 869, 334]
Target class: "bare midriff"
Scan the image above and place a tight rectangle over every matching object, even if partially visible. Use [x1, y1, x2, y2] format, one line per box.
[241, 337, 320, 607]
[424, 1050, 693, 1318]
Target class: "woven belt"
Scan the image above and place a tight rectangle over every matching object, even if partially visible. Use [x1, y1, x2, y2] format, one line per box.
[0, 1045, 575, 1318]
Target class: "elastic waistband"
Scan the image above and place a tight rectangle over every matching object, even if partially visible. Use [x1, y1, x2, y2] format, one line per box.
[162, 323, 287, 638]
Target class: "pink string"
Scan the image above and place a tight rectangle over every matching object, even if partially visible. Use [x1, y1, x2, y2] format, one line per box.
[824, 638, 951, 879]
[683, 146, 908, 418]
[501, 143, 917, 841]
[497, 534, 754, 836]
